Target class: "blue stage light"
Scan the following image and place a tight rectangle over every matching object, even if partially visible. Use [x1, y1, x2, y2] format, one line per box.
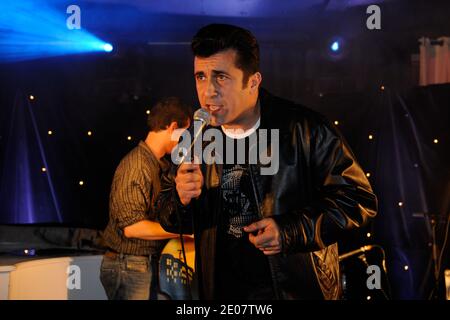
[103, 43, 113, 52]
[331, 41, 340, 52]
[0, 1, 112, 62]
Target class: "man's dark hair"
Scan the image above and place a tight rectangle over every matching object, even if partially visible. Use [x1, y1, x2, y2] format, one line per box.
[191, 24, 260, 86]
[147, 97, 191, 132]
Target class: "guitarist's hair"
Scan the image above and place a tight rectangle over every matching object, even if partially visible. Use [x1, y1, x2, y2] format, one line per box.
[147, 97, 192, 132]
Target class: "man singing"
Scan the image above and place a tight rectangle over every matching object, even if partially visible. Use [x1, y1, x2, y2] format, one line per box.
[158, 24, 378, 300]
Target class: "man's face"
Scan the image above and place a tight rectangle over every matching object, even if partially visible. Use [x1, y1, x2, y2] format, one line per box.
[194, 49, 255, 127]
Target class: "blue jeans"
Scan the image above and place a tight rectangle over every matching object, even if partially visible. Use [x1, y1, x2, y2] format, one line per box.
[100, 253, 157, 300]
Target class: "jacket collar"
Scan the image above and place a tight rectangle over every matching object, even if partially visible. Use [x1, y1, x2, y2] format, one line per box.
[258, 87, 285, 131]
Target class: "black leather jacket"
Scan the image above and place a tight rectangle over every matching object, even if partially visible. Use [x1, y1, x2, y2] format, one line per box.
[158, 89, 378, 300]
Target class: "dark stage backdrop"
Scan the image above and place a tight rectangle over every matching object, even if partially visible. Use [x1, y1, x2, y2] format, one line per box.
[313, 84, 450, 300]
[0, 51, 449, 300]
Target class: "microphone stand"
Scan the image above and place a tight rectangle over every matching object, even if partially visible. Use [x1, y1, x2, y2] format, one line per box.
[339, 244, 391, 300]
[429, 213, 440, 299]
[413, 211, 442, 300]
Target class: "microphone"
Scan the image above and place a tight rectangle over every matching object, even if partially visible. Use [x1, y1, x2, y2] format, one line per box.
[338, 245, 373, 261]
[172, 108, 210, 165]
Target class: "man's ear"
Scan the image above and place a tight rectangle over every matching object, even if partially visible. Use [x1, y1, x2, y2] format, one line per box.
[250, 72, 262, 92]
[168, 121, 179, 132]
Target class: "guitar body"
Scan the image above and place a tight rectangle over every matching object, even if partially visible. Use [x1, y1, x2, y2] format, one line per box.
[159, 237, 196, 299]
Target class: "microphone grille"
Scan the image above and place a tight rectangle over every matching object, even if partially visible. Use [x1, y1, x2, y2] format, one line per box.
[193, 108, 210, 125]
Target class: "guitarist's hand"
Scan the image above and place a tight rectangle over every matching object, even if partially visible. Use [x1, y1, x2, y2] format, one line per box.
[244, 218, 282, 255]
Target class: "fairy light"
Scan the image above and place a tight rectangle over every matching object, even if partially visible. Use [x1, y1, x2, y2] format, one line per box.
[48, 130, 53, 135]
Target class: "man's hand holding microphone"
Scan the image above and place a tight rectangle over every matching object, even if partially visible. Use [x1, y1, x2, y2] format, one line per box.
[175, 162, 203, 206]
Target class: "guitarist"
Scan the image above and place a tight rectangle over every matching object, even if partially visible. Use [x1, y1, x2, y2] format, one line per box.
[100, 97, 191, 300]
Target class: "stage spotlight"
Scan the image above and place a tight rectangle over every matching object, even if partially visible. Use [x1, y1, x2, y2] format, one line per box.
[103, 43, 113, 52]
[331, 41, 339, 52]
[0, 3, 114, 62]
[325, 37, 347, 61]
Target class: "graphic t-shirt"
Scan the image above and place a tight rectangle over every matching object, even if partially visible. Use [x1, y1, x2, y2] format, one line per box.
[215, 119, 274, 300]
